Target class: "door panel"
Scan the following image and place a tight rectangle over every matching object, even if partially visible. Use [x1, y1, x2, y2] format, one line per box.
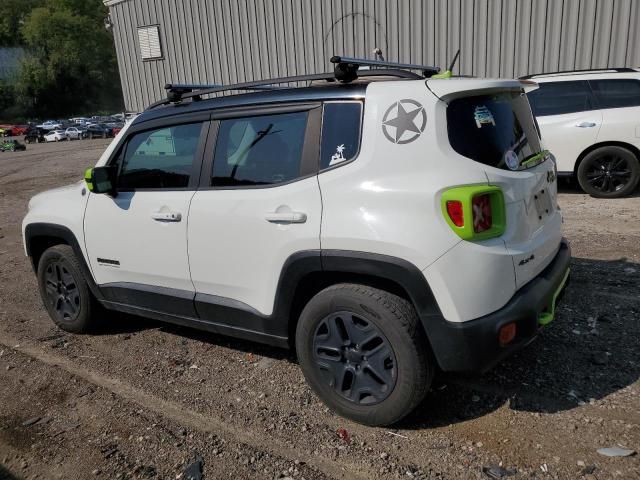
[537, 110, 602, 173]
[83, 119, 209, 308]
[188, 179, 321, 315]
[84, 190, 196, 291]
[188, 108, 322, 317]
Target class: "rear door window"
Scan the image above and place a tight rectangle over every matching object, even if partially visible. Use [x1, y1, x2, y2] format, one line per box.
[590, 79, 640, 109]
[320, 102, 362, 169]
[527, 80, 594, 116]
[211, 111, 308, 187]
[447, 91, 545, 171]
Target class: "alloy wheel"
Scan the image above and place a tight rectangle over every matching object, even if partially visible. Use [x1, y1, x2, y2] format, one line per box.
[312, 311, 397, 405]
[43, 260, 81, 322]
[586, 155, 633, 194]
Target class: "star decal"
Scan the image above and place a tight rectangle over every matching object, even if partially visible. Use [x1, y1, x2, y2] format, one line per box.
[381, 100, 427, 144]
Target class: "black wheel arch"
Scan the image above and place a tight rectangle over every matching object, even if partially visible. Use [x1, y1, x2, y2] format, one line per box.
[24, 223, 103, 301]
[281, 250, 444, 354]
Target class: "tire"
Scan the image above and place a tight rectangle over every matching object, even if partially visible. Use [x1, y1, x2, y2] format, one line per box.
[577, 146, 640, 198]
[37, 245, 102, 333]
[296, 283, 433, 426]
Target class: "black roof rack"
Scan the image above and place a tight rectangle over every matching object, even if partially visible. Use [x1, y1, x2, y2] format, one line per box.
[520, 67, 636, 79]
[330, 55, 440, 82]
[148, 54, 438, 110]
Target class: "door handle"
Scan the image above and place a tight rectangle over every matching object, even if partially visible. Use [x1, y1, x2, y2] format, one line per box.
[575, 122, 596, 128]
[264, 211, 307, 224]
[151, 211, 182, 222]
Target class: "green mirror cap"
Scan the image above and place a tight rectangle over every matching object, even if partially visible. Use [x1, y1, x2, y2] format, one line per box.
[84, 167, 94, 191]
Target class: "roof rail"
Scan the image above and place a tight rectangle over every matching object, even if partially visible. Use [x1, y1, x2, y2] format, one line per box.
[520, 67, 637, 79]
[148, 68, 424, 110]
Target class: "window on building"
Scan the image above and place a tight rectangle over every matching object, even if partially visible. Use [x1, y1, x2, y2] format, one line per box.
[138, 25, 162, 60]
[527, 81, 594, 116]
[590, 79, 640, 109]
[117, 122, 203, 189]
[320, 102, 362, 170]
[211, 111, 308, 187]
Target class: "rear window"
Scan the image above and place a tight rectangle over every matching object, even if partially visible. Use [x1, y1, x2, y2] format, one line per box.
[527, 80, 593, 116]
[590, 79, 640, 109]
[447, 91, 545, 171]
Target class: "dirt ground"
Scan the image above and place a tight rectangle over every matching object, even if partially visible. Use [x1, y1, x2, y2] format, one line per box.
[0, 139, 638, 480]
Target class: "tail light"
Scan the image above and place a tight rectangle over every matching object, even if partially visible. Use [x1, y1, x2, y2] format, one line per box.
[445, 201, 464, 227]
[441, 185, 505, 241]
[472, 194, 492, 233]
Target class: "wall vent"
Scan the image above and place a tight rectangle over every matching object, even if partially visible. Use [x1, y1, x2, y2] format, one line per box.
[137, 25, 162, 60]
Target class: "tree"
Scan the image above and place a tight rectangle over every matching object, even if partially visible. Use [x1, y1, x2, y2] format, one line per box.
[0, 0, 43, 46]
[16, 0, 123, 118]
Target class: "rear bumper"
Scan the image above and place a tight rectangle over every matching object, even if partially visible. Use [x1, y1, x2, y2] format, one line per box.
[427, 238, 571, 373]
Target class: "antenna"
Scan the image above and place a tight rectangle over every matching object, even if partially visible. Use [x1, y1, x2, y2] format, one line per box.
[432, 49, 461, 79]
[448, 49, 461, 72]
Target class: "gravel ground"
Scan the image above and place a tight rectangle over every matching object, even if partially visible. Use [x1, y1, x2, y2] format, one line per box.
[0, 139, 638, 480]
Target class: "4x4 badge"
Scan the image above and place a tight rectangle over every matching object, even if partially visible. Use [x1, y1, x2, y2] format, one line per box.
[382, 99, 427, 144]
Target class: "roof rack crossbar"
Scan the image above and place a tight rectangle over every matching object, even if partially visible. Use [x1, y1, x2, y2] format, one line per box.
[149, 69, 422, 109]
[331, 55, 439, 74]
[520, 67, 636, 79]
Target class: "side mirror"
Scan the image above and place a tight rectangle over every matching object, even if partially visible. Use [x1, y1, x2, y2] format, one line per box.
[84, 166, 117, 196]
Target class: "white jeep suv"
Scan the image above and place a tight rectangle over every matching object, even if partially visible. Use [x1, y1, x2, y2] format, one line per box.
[23, 58, 570, 426]
[524, 68, 640, 198]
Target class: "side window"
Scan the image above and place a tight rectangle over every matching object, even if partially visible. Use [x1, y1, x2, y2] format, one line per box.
[320, 102, 362, 169]
[117, 122, 203, 190]
[527, 81, 593, 116]
[211, 111, 308, 187]
[590, 79, 640, 109]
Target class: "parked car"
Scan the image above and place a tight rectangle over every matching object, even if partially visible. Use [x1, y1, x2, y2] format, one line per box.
[44, 130, 68, 142]
[524, 67, 640, 198]
[10, 125, 30, 136]
[24, 127, 46, 144]
[37, 120, 63, 130]
[86, 124, 113, 138]
[65, 127, 88, 140]
[0, 139, 26, 152]
[22, 57, 570, 426]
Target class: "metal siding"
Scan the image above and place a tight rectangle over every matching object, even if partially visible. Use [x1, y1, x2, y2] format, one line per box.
[106, 0, 640, 112]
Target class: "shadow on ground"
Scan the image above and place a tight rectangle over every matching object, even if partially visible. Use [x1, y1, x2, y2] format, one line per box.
[0, 465, 21, 480]
[89, 255, 639, 429]
[402, 255, 639, 428]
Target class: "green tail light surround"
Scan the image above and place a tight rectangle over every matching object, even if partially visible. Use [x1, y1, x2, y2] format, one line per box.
[441, 184, 506, 241]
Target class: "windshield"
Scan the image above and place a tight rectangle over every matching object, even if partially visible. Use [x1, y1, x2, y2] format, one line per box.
[447, 91, 546, 171]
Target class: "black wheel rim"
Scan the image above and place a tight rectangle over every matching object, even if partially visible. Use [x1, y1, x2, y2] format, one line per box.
[43, 260, 81, 322]
[586, 155, 632, 194]
[312, 311, 397, 405]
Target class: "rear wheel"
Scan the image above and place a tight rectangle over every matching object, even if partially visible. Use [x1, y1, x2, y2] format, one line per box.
[577, 146, 640, 198]
[296, 283, 433, 426]
[37, 245, 102, 333]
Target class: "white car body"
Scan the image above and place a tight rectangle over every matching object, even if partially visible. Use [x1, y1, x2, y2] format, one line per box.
[65, 127, 87, 140]
[37, 120, 62, 130]
[43, 130, 68, 142]
[525, 68, 640, 195]
[23, 76, 569, 377]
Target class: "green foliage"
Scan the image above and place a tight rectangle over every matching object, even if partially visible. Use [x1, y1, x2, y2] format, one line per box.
[0, 0, 43, 46]
[6, 0, 123, 120]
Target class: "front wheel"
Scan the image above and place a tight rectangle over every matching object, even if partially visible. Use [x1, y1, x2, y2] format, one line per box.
[577, 146, 640, 198]
[37, 245, 103, 333]
[296, 283, 433, 426]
